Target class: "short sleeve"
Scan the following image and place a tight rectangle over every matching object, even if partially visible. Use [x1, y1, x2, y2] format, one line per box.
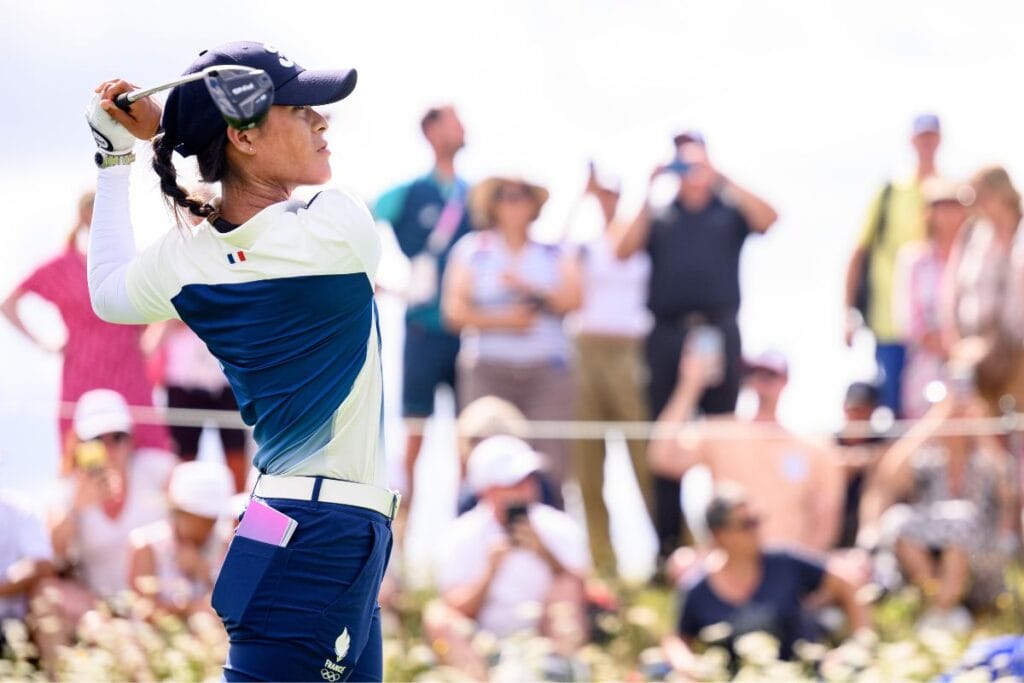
[531, 506, 590, 574]
[372, 183, 411, 225]
[446, 232, 479, 269]
[783, 551, 826, 596]
[124, 234, 183, 322]
[304, 189, 383, 282]
[676, 582, 703, 637]
[435, 516, 488, 592]
[17, 256, 66, 304]
[717, 195, 752, 239]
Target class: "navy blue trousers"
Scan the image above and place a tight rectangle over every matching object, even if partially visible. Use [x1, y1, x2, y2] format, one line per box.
[215, 488, 393, 682]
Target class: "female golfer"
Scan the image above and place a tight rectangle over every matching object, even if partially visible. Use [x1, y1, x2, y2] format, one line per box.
[86, 41, 397, 682]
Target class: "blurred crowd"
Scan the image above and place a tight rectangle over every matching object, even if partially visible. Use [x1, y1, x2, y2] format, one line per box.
[2, 106, 1024, 680]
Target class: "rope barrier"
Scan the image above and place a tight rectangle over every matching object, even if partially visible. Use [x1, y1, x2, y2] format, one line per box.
[2, 399, 1023, 443]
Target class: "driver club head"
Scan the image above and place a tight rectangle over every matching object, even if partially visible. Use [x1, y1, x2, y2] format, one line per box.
[203, 66, 274, 130]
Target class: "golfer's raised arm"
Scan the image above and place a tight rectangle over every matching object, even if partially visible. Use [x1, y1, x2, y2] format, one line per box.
[86, 80, 167, 324]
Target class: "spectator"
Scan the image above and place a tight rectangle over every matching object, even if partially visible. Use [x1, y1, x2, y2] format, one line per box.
[567, 164, 654, 574]
[0, 491, 55, 649]
[127, 460, 234, 618]
[860, 390, 1017, 629]
[845, 114, 941, 416]
[663, 484, 870, 674]
[426, 436, 590, 678]
[944, 166, 1024, 412]
[0, 190, 169, 456]
[373, 105, 474, 509]
[144, 320, 249, 491]
[454, 395, 560, 514]
[443, 176, 582, 506]
[894, 177, 970, 418]
[34, 389, 174, 668]
[834, 380, 890, 549]
[615, 135, 777, 565]
[649, 348, 843, 554]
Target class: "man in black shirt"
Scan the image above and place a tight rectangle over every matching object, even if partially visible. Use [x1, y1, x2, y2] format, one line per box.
[615, 137, 777, 568]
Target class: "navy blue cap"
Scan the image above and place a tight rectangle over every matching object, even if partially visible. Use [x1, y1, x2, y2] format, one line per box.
[162, 41, 357, 157]
[912, 113, 941, 136]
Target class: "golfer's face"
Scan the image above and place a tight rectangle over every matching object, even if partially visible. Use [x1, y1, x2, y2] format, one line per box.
[251, 105, 332, 187]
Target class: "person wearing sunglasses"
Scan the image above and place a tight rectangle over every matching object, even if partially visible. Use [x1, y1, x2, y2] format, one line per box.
[663, 484, 870, 675]
[443, 176, 582, 508]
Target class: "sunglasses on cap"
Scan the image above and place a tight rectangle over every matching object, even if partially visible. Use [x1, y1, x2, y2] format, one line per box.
[495, 185, 533, 203]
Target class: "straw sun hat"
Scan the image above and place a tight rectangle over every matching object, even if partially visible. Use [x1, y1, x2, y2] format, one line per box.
[468, 176, 550, 228]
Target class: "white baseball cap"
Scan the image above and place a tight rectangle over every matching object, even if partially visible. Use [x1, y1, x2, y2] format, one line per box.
[466, 435, 543, 493]
[73, 389, 133, 440]
[168, 461, 235, 519]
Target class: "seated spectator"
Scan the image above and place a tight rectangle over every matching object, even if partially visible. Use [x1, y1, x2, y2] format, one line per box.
[649, 347, 844, 554]
[454, 395, 556, 514]
[127, 460, 234, 618]
[834, 380, 890, 548]
[663, 484, 870, 676]
[0, 490, 55, 650]
[860, 386, 1017, 629]
[33, 389, 174, 670]
[893, 177, 969, 418]
[426, 436, 590, 678]
[443, 176, 582, 507]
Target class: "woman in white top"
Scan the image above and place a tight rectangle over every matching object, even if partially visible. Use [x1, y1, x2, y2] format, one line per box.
[443, 176, 582, 507]
[37, 389, 174, 672]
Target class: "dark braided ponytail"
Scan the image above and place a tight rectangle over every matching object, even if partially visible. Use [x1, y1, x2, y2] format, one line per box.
[151, 132, 230, 228]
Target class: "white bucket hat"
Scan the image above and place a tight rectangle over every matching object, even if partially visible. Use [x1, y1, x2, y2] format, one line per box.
[168, 461, 235, 519]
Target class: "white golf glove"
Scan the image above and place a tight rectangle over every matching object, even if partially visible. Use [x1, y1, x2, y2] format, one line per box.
[86, 93, 135, 155]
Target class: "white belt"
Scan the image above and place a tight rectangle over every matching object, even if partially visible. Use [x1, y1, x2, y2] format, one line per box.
[253, 475, 401, 520]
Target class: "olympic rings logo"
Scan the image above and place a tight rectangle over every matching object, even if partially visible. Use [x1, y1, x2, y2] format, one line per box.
[320, 669, 341, 682]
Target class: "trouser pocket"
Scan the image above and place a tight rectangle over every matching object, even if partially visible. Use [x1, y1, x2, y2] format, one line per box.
[211, 535, 286, 637]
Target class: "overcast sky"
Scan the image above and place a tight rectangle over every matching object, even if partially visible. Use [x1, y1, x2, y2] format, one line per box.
[3, 0, 1024, 493]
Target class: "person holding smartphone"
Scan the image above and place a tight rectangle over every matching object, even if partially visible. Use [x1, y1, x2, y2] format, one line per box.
[36, 389, 175, 673]
[615, 133, 778, 571]
[427, 436, 590, 678]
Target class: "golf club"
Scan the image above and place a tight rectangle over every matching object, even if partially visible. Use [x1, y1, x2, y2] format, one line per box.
[114, 65, 274, 130]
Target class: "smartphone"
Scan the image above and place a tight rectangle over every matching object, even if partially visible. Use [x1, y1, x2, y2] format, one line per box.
[74, 440, 108, 472]
[686, 325, 725, 386]
[663, 157, 691, 176]
[505, 503, 529, 533]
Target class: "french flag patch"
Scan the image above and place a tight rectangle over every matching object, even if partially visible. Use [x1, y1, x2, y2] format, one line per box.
[226, 250, 247, 265]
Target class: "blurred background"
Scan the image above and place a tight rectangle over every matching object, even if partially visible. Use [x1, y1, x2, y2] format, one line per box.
[3, 2, 1024, 680]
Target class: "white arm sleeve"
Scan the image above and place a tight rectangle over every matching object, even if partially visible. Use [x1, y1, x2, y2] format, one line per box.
[88, 166, 149, 324]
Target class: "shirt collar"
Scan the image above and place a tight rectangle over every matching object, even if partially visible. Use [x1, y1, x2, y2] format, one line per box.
[205, 198, 304, 249]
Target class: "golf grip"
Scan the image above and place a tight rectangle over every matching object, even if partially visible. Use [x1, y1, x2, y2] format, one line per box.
[114, 93, 133, 112]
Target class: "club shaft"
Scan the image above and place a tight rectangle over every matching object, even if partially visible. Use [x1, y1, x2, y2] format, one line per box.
[121, 72, 207, 105]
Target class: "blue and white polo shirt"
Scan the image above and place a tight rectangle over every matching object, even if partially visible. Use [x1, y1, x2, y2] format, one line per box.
[125, 189, 385, 486]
